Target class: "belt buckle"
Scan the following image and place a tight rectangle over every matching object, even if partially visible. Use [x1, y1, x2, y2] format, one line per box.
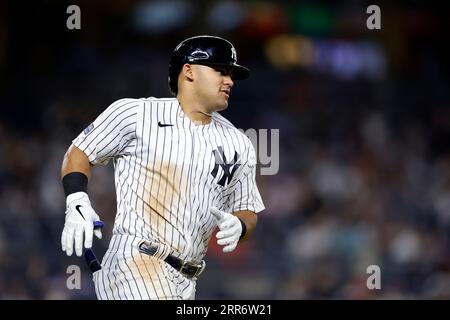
[180, 260, 206, 278]
[179, 261, 193, 278]
[194, 260, 206, 278]
[179, 261, 188, 275]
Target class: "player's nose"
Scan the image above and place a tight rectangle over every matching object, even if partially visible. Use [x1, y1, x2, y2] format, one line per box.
[223, 75, 234, 87]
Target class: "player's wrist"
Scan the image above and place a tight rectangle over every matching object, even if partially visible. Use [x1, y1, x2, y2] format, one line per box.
[238, 218, 247, 240]
[66, 191, 90, 205]
[62, 171, 88, 197]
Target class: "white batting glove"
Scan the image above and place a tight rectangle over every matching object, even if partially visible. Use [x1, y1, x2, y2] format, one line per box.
[61, 192, 102, 257]
[210, 207, 243, 253]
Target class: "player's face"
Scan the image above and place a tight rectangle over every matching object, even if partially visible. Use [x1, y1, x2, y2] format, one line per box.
[193, 65, 234, 112]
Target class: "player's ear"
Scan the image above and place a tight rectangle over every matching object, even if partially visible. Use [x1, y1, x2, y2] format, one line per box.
[181, 63, 194, 81]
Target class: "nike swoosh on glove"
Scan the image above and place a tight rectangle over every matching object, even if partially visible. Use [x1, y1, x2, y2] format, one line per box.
[210, 207, 242, 253]
[61, 191, 103, 257]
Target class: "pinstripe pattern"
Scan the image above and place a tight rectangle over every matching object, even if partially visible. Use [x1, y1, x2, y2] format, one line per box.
[73, 97, 265, 299]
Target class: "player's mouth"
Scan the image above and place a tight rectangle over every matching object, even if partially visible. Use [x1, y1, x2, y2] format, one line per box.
[220, 89, 230, 98]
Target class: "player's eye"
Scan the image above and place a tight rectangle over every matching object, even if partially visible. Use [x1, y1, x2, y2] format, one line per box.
[215, 67, 231, 76]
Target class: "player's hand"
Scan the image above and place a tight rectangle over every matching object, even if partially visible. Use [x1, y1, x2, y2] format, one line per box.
[61, 192, 103, 257]
[210, 207, 242, 253]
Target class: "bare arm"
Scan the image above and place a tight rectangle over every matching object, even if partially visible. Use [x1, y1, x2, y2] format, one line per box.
[61, 144, 93, 179]
[233, 210, 258, 242]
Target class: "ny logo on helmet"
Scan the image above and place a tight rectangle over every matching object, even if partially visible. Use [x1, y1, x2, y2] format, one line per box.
[231, 47, 237, 61]
[211, 146, 240, 187]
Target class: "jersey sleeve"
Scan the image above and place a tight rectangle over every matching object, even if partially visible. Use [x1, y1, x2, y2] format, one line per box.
[224, 138, 265, 214]
[72, 98, 141, 165]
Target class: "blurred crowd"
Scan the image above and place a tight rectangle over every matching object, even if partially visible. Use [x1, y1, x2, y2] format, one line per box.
[0, 1, 449, 299]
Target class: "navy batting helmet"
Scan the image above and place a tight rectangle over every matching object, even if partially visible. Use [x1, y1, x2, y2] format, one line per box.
[168, 35, 250, 95]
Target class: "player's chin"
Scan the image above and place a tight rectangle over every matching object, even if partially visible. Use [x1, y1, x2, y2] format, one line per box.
[215, 101, 229, 112]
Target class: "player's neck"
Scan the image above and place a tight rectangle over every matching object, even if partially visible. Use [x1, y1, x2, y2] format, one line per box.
[177, 95, 213, 125]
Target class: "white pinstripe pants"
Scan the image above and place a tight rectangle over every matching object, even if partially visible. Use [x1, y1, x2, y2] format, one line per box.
[93, 252, 196, 300]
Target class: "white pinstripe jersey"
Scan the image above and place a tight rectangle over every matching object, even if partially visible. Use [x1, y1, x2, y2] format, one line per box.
[73, 97, 265, 263]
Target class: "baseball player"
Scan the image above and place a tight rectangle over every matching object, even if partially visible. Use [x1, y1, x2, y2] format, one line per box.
[60, 35, 265, 300]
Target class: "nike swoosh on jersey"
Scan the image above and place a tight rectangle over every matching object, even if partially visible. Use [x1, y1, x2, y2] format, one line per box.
[158, 121, 173, 127]
[75, 205, 86, 220]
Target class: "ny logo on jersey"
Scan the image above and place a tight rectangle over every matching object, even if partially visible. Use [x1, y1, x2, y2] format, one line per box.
[211, 146, 240, 187]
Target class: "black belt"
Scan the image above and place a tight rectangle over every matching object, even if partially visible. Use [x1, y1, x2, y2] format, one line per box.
[138, 242, 205, 278]
[164, 254, 205, 278]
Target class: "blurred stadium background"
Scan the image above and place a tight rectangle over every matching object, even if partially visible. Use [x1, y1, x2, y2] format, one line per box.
[0, 0, 449, 299]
